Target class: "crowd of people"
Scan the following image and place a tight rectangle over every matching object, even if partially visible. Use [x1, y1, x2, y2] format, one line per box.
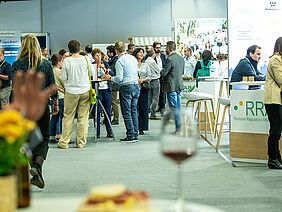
[1, 34, 282, 191]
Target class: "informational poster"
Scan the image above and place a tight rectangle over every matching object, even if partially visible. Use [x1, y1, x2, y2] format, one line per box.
[230, 90, 269, 133]
[0, 31, 21, 65]
[174, 18, 228, 58]
[228, 0, 282, 76]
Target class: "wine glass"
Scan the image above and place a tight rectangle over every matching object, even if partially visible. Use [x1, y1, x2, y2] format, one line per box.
[160, 109, 197, 212]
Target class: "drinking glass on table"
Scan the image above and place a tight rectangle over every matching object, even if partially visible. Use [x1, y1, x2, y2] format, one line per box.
[160, 109, 197, 212]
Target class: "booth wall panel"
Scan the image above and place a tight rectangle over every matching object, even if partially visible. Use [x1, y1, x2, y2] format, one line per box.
[230, 132, 282, 160]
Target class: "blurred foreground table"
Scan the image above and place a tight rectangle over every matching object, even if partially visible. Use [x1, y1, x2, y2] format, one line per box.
[19, 197, 224, 212]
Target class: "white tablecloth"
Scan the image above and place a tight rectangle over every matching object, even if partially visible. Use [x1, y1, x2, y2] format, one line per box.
[18, 197, 224, 212]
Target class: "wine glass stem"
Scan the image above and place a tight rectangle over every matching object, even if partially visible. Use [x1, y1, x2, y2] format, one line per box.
[177, 163, 184, 210]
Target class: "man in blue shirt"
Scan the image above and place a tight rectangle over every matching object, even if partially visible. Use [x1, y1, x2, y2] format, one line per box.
[103, 41, 140, 142]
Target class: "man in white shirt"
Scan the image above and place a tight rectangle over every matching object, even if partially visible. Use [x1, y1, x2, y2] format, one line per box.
[153, 41, 167, 115]
[183, 47, 196, 77]
[103, 41, 140, 142]
[145, 46, 161, 120]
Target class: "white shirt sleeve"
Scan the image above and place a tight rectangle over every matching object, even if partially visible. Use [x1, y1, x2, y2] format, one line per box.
[61, 60, 68, 81]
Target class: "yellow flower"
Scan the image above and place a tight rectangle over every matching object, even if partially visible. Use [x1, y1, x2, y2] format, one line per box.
[0, 110, 35, 144]
[0, 110, 22, 126]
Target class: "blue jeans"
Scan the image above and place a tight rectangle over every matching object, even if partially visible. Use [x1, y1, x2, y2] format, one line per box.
[167, 91, 181, 131]
[119, 84, 140, 139]
[50, 99, 64, 137]
[97, 89, 112, 136]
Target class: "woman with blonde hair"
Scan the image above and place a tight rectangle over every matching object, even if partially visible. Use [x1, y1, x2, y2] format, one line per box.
[264, 37, 282, 169]
[12, 34, 58, 189]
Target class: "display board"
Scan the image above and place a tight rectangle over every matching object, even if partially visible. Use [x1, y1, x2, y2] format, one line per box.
[228, 0, 282, 77]
[231, 89, 269, 133]
[0, 31, 21, 65]
[174, 18, 227, 58]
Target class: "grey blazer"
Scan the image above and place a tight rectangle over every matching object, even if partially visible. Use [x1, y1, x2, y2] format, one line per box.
[161, 52, 184, 93]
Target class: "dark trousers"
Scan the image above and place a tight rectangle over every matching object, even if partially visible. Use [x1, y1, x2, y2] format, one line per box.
[265, 104, 282, 160]
[97, 89, 112, 136]
[158, 77, 166, 111]
[50, 99, 64, 136]
[33, 106, 50, 160]
[138, 87, 149, 131]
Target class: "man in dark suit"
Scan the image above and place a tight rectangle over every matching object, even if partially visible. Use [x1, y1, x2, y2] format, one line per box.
[231, 45, 265, 89]
[161, 41, 184, 133]
[153, 41, 166, 115]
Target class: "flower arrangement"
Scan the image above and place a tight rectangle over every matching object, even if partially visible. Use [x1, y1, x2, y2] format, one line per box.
[0, 110, 35, 176]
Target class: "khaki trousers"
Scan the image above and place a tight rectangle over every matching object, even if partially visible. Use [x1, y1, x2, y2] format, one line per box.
[111, 91, 119, 121]
[59, 91, 90, 148]
[0, 86, 11, 110]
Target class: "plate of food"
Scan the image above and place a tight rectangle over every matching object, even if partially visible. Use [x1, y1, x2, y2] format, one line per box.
[77, 184, 149, 212]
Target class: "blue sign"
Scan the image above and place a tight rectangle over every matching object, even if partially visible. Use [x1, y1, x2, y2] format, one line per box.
[0, 31, 21, 65]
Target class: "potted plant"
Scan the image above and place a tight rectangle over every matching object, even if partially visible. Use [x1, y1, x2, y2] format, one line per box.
[0, 109, 35, 211]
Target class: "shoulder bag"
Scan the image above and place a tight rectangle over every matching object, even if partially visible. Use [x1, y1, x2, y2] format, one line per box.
[85, 57, 96, 105]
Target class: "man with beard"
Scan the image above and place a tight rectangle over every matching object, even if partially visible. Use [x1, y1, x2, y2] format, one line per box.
[153, 41, 166, 115]
[106, 45, 120, 125]
[231, 45, 265, 89]
[161, 41, 184, 133]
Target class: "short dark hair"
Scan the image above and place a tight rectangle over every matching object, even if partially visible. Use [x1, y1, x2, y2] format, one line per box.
[106, 45, 116, 55]
[85, 45, 92, 54]
[133, 47, 144, 59]
[58, 49, 67, 56]
[79, 51, 87, 56]
[68, 40, 80, 54]
[51, 54, 63, 66]
[128, 43, 135, 50]
[166, 41, 176, 51]
[247, 45, 261, 55]
[202, 50, 212, 63]
[153, 41, 161, 48]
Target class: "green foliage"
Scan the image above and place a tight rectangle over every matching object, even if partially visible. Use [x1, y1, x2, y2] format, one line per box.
[0, 134, 28, 176]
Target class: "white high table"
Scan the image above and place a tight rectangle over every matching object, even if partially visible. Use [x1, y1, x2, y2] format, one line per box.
[19, 197, 224, 212]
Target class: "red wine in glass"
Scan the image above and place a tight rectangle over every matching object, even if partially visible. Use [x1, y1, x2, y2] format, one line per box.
[162, 149, 195, 164]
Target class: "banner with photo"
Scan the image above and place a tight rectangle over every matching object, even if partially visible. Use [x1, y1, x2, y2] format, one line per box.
[175, 18, 228, 78]
[0, 31, 21, 65]
[228, 0, 282, 77]
[175, 18, 227, 58]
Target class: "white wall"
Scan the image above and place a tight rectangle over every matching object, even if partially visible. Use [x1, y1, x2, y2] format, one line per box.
[0, 0, 227, 54]
[0, 0, 41, 32]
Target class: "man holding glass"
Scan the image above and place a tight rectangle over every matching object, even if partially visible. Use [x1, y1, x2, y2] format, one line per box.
[161, 41, 184, 133]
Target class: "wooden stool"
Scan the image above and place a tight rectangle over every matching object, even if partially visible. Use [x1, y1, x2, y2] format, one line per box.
[184, 92, 217, 147]
[214, 97, 230, 152]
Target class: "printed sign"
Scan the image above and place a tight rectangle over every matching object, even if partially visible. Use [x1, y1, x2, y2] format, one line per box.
[0, 31, 21, 65]
[231, 90, 269, 133]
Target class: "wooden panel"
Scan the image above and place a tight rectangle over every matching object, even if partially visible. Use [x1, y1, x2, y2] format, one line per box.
[230, 132, 282, 160]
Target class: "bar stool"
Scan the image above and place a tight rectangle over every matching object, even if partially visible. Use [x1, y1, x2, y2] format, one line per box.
[214, 97, 230, 152]
[184, 92, 217, 146]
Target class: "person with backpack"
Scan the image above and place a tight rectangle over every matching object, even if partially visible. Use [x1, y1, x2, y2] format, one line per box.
[193, 50, 213, 86]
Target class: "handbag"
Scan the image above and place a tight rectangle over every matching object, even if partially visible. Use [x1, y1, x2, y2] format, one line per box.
[267, 68, 282, 99]
[85, 57, 96, 105]
[142, 81, 151, 90]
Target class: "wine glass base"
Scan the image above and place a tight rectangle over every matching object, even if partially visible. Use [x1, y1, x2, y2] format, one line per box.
[164, 201, 191, 212]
